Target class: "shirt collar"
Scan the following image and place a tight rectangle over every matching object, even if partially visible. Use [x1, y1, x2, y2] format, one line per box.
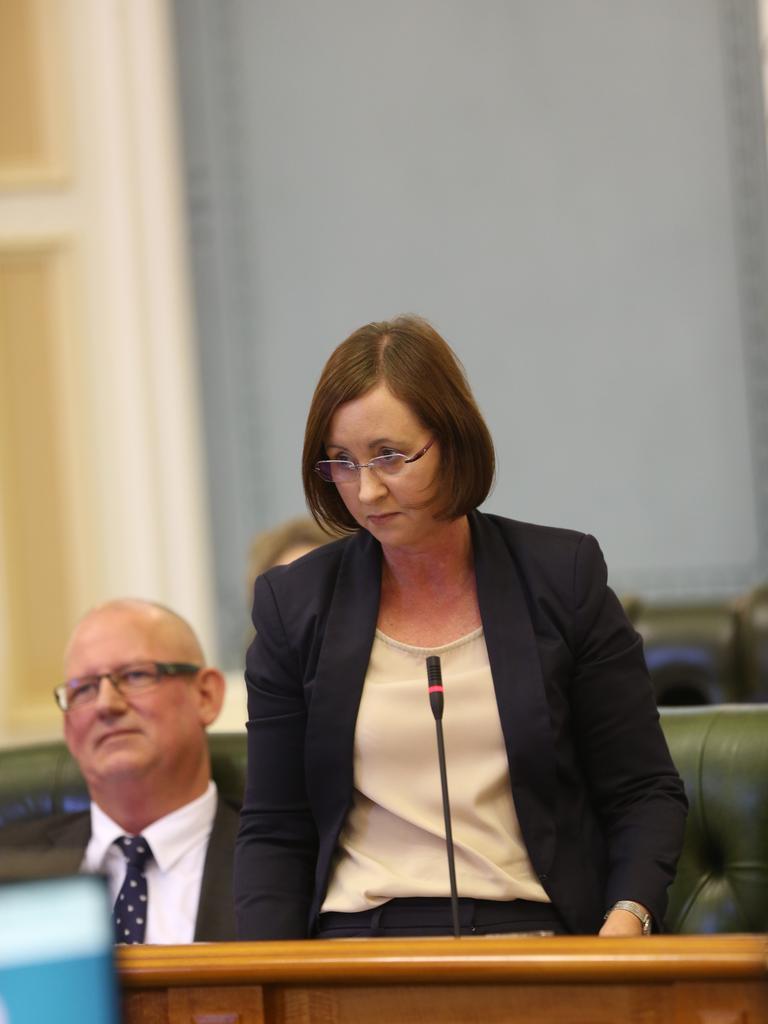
[86, 782, 218, 873]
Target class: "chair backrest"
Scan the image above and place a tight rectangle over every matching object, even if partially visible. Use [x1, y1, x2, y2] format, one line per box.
[1, 709, 766, 933]
[739, 586, 768, 701]
[661, 705, 768, 933]
[622, 588, 768, 705]
[631, 603, 742, 705]
[0, 734, 247, 828]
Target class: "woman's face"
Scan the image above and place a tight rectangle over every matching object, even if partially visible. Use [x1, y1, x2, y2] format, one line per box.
[324, 383, 440, 550]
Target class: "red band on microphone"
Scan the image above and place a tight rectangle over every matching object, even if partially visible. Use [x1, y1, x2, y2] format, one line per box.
[428, 685, 444, 694]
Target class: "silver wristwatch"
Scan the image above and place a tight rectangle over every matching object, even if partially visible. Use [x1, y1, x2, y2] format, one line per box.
[607, 900, 652, 934]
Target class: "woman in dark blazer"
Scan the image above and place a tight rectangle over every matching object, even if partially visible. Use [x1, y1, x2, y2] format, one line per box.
[234, 316, 687, 940]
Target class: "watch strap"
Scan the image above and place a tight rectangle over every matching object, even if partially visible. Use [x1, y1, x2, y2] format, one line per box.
[606, 900, 652, 934]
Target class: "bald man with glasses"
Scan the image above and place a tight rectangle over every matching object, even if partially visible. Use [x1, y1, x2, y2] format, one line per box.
[0, 599, 239, 943]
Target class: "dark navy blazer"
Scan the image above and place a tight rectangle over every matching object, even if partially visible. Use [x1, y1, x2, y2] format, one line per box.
[234, 510, 687, 938]
[0, 797, 240, 941]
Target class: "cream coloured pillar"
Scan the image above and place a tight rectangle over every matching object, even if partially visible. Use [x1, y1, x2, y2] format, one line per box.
[0, 0, 215, 744]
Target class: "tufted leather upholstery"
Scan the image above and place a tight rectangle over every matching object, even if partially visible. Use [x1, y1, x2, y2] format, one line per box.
[661, 705, 768, 933]
[1, 708, 766, 933]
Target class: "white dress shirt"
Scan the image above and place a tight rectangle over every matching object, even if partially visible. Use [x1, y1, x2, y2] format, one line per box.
[82, 782, 218, 944]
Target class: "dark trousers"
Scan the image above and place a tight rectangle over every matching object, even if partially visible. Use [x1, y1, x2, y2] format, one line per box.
[316, 897, 568, 938]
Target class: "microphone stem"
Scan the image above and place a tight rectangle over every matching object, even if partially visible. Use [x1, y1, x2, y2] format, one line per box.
[434, 718, 461, 938]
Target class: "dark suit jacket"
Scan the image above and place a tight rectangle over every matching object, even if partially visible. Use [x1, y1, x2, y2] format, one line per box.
[0, 796, 239, 942]
[234, 510, 688, 939]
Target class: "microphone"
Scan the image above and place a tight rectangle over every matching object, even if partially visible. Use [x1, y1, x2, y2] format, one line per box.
[426, 655, 461, 938]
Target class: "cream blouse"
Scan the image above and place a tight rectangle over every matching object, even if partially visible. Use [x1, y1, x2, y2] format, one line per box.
[321, 628, 549, 913]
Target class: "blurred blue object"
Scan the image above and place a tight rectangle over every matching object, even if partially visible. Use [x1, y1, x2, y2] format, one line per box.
[0, 874, 119, 1024]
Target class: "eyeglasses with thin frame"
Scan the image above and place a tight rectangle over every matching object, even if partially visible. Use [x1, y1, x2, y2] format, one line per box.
[54, 661, 201, 712]
[315, 438, 434, 485]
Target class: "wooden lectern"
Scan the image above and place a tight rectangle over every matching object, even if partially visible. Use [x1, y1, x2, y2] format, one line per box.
[119, 934, 767, 1023]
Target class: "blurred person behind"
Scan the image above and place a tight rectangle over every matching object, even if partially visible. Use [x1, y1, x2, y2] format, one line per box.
[248, 515, 335, 584]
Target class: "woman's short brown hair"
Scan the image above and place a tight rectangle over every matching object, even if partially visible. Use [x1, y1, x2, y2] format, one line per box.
[302, 315, 495, 533]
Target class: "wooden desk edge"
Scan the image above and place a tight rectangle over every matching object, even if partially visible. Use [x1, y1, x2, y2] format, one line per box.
[118, 934, 768, 987]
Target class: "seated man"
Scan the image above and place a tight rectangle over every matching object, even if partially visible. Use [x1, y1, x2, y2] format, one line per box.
[0, 599, 237, 943]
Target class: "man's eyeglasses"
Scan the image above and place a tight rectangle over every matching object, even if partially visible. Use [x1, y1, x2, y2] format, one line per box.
[315, 438, 434, 485]
[54, 661, 200, 712]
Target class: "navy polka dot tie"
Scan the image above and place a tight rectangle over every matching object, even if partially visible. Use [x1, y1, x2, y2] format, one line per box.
[113, 835, 152, 944]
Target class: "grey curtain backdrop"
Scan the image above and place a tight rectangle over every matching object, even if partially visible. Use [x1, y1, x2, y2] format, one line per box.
[172, 0, 768, 666]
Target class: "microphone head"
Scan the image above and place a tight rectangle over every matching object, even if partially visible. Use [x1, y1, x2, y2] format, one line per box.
[426, 655, 444, 719]
[426, 656, 442, 687]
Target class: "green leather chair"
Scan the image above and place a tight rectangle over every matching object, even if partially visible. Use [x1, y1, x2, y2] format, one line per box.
[630, 603, 742, 706]
[740, 586, 768, 702]
[0, 733, 247, 825]
[661, 705, 768, 933]
[621, 588, 768, 706]
[1, 707, 766, 933]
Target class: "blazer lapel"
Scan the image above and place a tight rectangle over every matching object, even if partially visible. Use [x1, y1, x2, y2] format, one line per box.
[470, 511, 557, 876]
[305, 530, 381, 842]
[194, 797, 239, 941]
